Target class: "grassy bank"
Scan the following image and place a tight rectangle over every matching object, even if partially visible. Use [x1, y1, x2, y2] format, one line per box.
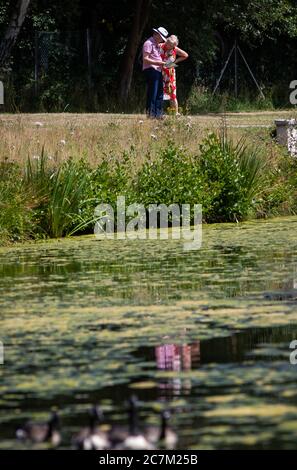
[0, 111, 295, 166]
[0, 112, 297, 245]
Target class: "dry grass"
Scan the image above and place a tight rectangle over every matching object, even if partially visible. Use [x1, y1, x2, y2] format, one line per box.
[0, 111, 295, 168]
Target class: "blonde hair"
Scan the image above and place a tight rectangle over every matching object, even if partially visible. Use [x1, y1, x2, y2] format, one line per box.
[167, 35, 179, 47]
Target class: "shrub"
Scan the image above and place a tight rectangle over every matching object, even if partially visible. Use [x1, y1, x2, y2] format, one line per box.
[134, 143, 211, 221]
[134, 136, 266, 224]
[77, 151, 134, 232]
[199, 131, 265, 222]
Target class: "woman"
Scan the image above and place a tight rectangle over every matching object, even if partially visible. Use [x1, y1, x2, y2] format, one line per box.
[160, 35, 188, 115]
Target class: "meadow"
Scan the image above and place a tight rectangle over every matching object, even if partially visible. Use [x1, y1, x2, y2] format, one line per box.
[0, 111, 294, 166]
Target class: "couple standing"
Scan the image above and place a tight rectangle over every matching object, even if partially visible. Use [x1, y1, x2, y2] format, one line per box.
[143, 26, 188, 118]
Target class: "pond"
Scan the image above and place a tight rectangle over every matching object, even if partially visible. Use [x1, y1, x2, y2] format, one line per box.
[1, 217, 297, 449]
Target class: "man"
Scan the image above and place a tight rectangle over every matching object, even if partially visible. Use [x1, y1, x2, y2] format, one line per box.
[143, 27, 169, 119]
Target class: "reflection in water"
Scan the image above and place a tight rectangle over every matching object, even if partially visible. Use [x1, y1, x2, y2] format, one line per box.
[155, 343, 200, 395]
[153, 322, 297, 399]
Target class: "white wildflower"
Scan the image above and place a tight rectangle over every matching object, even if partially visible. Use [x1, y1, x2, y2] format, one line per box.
[150, 134, 158, 140]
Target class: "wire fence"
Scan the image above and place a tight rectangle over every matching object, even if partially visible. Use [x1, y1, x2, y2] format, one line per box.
[34, 29, 97, 95]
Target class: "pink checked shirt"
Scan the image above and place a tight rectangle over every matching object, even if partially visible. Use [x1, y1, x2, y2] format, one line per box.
[142, 36, 162, 72]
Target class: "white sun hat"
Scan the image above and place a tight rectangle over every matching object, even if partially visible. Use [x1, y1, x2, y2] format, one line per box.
[152, 27, 169, 41]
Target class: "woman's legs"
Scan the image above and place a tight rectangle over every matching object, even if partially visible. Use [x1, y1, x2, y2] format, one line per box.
[170, 98, 179, 114]
[170, 70, 179, 115]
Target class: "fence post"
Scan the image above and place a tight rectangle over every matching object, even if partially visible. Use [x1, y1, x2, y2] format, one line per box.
[234, 39, 238, 99]
[34, 32, 38, 96]
[86, 28, 92, 92]
[0, 80, 3, 105]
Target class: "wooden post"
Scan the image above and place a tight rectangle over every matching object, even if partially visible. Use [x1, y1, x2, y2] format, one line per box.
[234, 39, 238, 99]
[34, 32, 38, 96]
[86, 28, 92, 92]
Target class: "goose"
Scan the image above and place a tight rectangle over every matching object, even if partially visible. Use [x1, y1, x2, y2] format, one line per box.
[16, 411, 61, 446]
[109, 395, 154, 450]
[144, 410, 178, 449]
[71, 405, 110, 450]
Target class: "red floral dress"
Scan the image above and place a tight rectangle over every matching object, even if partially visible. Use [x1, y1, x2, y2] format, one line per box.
[161, 44, 177, 101]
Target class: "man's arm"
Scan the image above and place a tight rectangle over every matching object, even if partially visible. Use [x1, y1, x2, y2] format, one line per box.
[143, 52, 166, 67]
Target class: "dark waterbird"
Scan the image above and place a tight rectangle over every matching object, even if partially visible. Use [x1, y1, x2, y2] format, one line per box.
[71, 405, 110, 450]
[109, 395, 154, 450]
[16, 411, 61, 446]
[144, 410, 178, 449]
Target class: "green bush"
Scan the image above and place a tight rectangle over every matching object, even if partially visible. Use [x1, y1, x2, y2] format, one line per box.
[77, 151, 134, 232]
[135, 135, 265, 223]
[199, 132, 265, 222]
[134, 143, 211, 223]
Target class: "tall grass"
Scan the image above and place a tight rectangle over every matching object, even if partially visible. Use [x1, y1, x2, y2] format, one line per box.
[219, 126, 266, 215]
[236, 140, 265, 202]
[0, 160, 37, 243]
[47, 162, 89, 238]
[186, 85, 275, 114]
[25, 152, 89, 238]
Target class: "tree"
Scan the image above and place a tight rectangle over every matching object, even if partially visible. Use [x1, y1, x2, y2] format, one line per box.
[0, 0, 30, 70]
[118, 0, 152, 103]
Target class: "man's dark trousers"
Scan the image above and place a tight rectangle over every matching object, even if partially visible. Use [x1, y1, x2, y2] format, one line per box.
[144, 67, 164, 118]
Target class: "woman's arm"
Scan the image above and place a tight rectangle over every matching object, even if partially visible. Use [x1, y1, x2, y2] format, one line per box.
[174, 47, 189, 64]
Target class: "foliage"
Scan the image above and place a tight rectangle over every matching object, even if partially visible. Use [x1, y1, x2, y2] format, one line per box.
[134, 143, 211, 222]
[1, 130, 297, 245]
[135, 134, 266, 223]
[76, 153, 134, 232]
[0, 160, 37, 243]
[258, 152, 297, 217]
[25, 152, 90, 238]
[199, 131, 265, 221]
[0, 0, 297, 111]
[187, 85, 275, 114]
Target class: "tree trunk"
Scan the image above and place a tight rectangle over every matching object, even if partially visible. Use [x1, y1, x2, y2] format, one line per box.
[0, 0, 31, 70]
[118, 0, 152, 103]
